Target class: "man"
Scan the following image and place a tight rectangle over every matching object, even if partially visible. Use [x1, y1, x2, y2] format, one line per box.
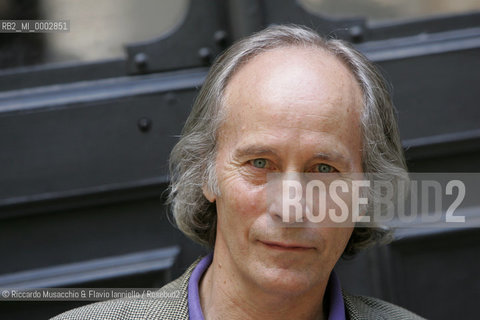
[53, 25, 423, 319]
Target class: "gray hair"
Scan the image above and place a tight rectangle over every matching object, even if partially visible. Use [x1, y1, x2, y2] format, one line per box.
[168, 24, 409, 256]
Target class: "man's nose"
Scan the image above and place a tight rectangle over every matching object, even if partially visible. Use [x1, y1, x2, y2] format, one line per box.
[266, 173, 310, 224]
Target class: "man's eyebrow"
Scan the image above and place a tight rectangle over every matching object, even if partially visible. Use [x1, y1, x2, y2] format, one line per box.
[233, 145, 277, 158]
[312, 151, 348, 163]
[233, 146, 349, 164]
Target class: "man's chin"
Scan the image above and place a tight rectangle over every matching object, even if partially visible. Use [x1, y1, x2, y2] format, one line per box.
[259, 270, 313, 296]
[249, 262, 323, 296]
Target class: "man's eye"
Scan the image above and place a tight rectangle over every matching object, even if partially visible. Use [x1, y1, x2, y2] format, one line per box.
[251, 158, 267, 168]
[317, 163, 334, 173]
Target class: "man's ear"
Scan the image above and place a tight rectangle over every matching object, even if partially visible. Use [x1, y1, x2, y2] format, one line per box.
[202, 184, 216, 203]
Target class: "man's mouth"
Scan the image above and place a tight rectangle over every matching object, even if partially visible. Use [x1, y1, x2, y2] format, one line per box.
[259, 240, 314, 251]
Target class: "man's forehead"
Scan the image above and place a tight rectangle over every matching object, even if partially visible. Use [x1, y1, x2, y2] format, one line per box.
[216, 45, 364, 171]
[223, 46, 364, 121]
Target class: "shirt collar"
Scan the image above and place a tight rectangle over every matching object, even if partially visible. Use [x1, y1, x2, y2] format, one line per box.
[188, 253, 212, 320]
[187, 253, 345, 320]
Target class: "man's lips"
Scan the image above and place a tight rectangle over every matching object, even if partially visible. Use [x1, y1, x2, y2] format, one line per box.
[259, 240, 314, 251]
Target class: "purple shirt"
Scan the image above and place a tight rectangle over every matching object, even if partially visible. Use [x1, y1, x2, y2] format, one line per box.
[188, 253, 346, 320]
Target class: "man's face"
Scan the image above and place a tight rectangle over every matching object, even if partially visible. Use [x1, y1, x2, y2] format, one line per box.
[204, 46, 364, 296]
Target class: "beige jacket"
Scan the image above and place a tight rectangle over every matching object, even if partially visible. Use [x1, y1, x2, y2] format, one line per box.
[52, 259, 425, 320]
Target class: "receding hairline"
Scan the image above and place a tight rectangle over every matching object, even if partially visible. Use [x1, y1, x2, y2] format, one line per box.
[224, 43, 363, 101]
[214, 44, 365, 173]
[219, 44, 365, 133]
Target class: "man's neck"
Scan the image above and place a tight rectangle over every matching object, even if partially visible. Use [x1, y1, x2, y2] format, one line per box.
[199, 252, 328, 320]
